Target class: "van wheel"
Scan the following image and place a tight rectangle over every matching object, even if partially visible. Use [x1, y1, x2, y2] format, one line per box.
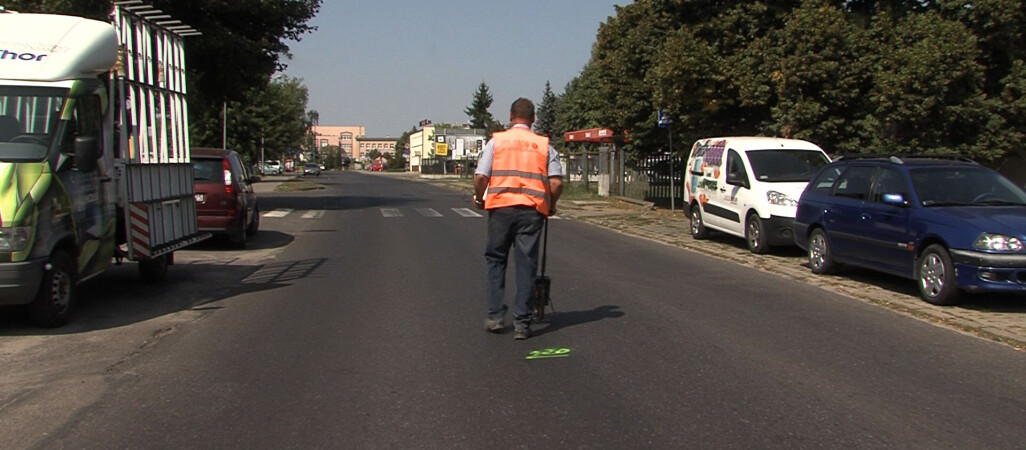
[746, 214, 770, 254]
[139, 253, 171, 283]
[916, 244, 961, 305]
[808, 229, 835, 275]
[29, 250, 77, 327]
[690, 205, 709, 240]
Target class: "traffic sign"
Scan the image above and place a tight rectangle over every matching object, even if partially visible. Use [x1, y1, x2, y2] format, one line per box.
[658, 109, 672, 128]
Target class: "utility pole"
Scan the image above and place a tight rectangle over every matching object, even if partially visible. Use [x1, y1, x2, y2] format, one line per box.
[658, 109, 674, 211]
[222, 100, 227, 150]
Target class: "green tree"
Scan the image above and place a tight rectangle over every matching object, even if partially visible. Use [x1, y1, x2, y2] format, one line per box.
[535, 81, 560, 144]
[555, 63, 605, 137]
[387, 127, 417, 170]
[858, 9, 994, 159]
[464, 82, 499, 132]
[191, 75, 311, 165]
[766, 0, 871, 154]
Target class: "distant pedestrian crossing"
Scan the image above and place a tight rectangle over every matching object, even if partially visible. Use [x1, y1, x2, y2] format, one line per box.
[261, 207, 562, 219]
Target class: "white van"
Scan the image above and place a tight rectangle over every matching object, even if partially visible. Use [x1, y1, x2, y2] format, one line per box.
[685, 137, 830, 253]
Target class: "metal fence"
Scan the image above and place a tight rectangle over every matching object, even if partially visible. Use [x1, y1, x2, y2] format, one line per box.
[619, 154, 686, 208]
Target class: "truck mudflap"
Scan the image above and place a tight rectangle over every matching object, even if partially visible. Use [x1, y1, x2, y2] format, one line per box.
[0, 256, 47, 305]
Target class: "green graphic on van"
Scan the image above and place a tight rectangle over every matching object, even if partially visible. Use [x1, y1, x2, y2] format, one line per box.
[0, 161, 49, 261]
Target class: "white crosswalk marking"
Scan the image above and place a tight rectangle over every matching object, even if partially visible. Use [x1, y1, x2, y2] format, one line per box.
[416, 208, 443, 217]
[262, 207, 563, 220]
[452, 208, 482, 218]
[263, 209, 292, 218]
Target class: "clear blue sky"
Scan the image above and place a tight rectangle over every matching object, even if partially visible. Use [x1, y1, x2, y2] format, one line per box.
[281, 1, 624, 137]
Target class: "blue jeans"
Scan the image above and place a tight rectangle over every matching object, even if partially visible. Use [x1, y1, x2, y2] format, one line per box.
[485, 206, 545, 329]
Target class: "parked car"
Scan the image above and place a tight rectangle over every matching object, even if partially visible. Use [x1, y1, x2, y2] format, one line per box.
[262, 160, 282, 175]
[303, 162, 321, 176]
[685, 136, 831, 253]
[794, 155, 1026, 305]
[192, 147, 259, 248]
[369, 161, 384, 172]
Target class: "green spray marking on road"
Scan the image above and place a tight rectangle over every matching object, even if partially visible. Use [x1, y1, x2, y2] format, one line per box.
[526, 348, 571, 360]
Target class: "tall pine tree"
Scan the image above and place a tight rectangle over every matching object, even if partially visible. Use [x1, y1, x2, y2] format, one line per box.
[464, 82, 499, 132]
[535, 81, 560, 144]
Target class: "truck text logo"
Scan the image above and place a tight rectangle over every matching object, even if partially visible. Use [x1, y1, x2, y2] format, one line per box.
[0, 50, 48, 61]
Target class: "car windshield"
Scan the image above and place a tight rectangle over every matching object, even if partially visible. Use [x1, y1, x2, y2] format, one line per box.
[910, 167, 1026, 207]
[746, 149, 830, 182]
[0, 86, 67, 162]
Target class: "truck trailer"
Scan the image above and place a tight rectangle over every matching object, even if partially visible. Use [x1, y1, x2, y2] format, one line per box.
[0, 3, 206, 326]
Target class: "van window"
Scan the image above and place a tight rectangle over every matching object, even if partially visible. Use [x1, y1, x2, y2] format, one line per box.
[746, 150, 830, 182]
[726, 150, 749, 187]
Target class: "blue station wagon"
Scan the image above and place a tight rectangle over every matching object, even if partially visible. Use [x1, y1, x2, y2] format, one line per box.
[793, 155, 1026, 305]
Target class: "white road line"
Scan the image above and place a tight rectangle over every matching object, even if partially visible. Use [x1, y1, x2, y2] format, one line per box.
[416, 208, 443, 217]
[452, 208, 483, 218]
[381, 208, 402, 217]
[302, 210, 324, 219]
[263, 209, 292, 218]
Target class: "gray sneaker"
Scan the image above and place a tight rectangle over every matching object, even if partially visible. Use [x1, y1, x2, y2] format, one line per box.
[485, 318, 504, 332]
[513, 327, 530, 340]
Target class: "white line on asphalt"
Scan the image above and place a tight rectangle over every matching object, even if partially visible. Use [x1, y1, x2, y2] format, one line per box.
[263, 209, 292, 218]
[416, 208, 443, 217]
[381, 208, 402, 217]
[302, 210, 324, 219]
[452, 208, 483, 217]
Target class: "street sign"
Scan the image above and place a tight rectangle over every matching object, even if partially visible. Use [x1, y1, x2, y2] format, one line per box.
[435, 143, 449, 156]
[658, 109, 672, 128]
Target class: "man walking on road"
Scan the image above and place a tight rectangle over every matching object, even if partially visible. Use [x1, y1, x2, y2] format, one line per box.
[473, 98, 564, 340]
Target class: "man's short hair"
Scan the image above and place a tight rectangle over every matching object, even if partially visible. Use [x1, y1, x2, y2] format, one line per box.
[510, 98, 535, 122]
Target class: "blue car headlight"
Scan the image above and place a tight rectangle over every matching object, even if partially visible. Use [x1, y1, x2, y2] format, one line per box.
[973, 233, 1024, 252]
[0, 226, 31, 252]
[767, 191, 798, 207]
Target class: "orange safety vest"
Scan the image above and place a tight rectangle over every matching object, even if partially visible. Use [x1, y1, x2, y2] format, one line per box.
[485, 127, 552, 215]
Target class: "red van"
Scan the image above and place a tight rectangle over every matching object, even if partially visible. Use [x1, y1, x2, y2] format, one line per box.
[191, 148, 259, 248]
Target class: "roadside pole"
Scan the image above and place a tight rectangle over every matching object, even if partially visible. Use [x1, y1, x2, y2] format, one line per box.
[659, 109, 673, 211]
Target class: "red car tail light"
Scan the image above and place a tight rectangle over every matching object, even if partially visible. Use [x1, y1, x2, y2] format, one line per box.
[223, 158, 234, 195]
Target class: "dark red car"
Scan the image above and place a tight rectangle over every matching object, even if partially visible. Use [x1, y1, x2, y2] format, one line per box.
[191, 147, 259, 248]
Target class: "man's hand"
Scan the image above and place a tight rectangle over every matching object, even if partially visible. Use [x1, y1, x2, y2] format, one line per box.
[473, 195, 485, 210]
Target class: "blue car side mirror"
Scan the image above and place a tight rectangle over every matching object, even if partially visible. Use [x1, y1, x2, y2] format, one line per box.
[882, 193, 907, 206]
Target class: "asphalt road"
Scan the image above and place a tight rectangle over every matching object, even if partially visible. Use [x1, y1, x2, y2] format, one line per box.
[1, 171, 1023, 449]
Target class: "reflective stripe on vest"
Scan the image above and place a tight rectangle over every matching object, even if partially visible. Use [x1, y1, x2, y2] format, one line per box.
[485, 128, 551, 215]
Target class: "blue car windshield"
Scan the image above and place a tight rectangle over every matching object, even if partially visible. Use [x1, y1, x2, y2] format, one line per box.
[910, 167, 1026, 207]
[746, 150, 830, 182]
[0, 86, 66, 162]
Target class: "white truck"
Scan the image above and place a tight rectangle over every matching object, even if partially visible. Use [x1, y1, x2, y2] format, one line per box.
[0, 3, 206, 326]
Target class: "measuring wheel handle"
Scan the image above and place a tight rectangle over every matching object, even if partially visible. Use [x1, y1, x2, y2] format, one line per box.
[533, 275, 552, 322]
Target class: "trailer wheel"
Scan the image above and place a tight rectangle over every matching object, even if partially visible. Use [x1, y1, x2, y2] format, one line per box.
[139, 253, 171, 283]
[29, 250, 77, 327]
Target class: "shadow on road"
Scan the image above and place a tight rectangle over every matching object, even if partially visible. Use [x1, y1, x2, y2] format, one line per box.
[0, 256, 327, 336]
[532, 304, 625, 337]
